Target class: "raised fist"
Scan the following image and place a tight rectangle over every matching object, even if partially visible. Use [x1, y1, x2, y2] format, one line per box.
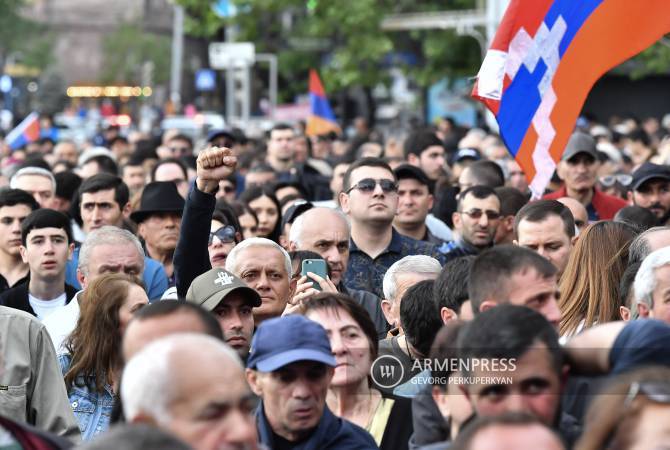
[196, 147, 237, 194]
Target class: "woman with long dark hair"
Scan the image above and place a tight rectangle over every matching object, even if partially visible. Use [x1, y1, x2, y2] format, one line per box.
[238, 185, 282, 243]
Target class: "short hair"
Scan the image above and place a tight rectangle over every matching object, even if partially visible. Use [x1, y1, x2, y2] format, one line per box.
[400, 279, 443, 356]
[469, 245, 557, 313]
[457, 185, 499, 211]
[434, 256, 476, 314]
[121, 333, 241, 423]
[403, 129, 444, 159]
[54, 171, 82, 201]
[130, 301, 223, 341]
[628, 226, 670, 264]
[75, 424, 192, 450]
[620, 261, 642, 318]
[300, 292, 379, 359]
[451, 413, 563, 450]
[342, 157, 395, 193]
[225, 237, 292, 277]
[269, 123, 294, 137]
[628, 127, 651, 146]
[151, 158, 188, 182]
[167, 133, 193, 149]
[514, 199, 575, 239]
[634, 246, 670, 309]
[494, 187, 528, 217]
[429, 321, 467, 385]
[614, 205, 658, 232]
[382, 255, 442, 301]
[10, 167, 56, 193]
[21, 209, 73, 246]
[213, 200, 243, 238]
[289, 207, 350, 247]
[0, 188, 39, 210]
[79, 226, 144, 276]
[83, 154, 119, 175]
[78, 173, 130, 208]
[458, 304, 563, 377]
[462, 160, 505, 188]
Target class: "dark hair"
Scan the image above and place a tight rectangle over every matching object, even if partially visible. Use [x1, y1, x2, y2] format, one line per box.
[342, 157, 395, 193]
[151, 158, 188, 181]
[462, 160, 505, 188]
[21, 208, 73, 245]
[0, 188, 39, 210]
[248, 162, 276, 174]
[238, 186, 282, 242]
[495, 187, 528, 217]
[430, 321, 466, 386]
[108, 136, 128, 147]
[288, 250, 329, 279]
[84, 155, 118, 176]
[403, 129, 444, 158]
[457, 185, 499, 211]
[619, 261, 642, 315]
[451, 413, 561, 450]
[53, 160, 77, 172]
[273, 181, 307, 199]
[213, 199, 243, 239]
[614, 205, 658, 232]
[17, 156, 51, 172]
[269, 123, 294, 137]
[123, 155, 145, 168]
[628, 128, 651, 147]
[230, 201, 259, 227]
[469, 245, 557, 314]
[78, 173, 129, 208]
[434, 256, 476, 314]
[55, 171, 82, 201]
[514, 199, 575, 238]
[300, 292, 379, 359]
[458, 304, 563, 377]
[130, 300, 224, 341]
[400, 279, 443, 357]
[166, 133, 193, 149]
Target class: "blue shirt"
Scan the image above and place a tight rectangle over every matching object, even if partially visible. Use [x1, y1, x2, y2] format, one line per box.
[58, 354, 114, 441]
[344, 229, 445, 298]
[65, 247, 168, 301]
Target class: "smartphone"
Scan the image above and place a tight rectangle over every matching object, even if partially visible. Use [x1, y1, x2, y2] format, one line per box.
[301, 259, 329, 291]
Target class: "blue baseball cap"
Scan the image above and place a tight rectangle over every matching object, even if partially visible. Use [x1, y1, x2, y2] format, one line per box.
[247, 315, 336, 372]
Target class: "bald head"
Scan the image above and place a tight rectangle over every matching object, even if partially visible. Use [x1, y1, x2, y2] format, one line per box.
[288, 207, 351, 285]
[557, 197, 587, 233]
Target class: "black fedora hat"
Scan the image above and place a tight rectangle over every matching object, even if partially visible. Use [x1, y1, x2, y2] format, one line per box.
[130, 181, 185, 224]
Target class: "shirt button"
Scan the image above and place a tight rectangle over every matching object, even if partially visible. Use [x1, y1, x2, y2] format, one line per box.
[71, 401, 78, 408]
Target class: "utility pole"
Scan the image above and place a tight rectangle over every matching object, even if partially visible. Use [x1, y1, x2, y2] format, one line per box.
[170, 4, 184, 112]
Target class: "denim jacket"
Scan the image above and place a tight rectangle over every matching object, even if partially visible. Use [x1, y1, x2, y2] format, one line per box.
[57, 354, 114, 441]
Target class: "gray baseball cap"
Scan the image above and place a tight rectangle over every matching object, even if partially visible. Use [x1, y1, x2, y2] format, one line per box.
[561, 131, 598, 161]
[186, 268, 261, 311]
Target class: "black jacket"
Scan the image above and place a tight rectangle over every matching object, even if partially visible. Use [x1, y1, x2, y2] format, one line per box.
[0, 281, 78, 318]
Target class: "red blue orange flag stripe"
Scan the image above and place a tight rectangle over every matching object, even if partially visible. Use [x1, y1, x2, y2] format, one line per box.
[306, 69, 341, 137]
[472, 0, 670, 198]
[5, 112, 40, 151]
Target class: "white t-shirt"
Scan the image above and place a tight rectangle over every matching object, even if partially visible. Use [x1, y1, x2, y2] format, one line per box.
[28, 292, 67, 321]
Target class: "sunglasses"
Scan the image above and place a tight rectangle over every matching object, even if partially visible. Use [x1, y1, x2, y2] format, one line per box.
[208, 225, 236, 245]
[461, 209, 501, 220]
[599, 174, 633, 187]
[346, 178, 398, 194]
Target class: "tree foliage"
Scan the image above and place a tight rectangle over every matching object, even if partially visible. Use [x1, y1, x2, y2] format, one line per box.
[0, 0, 54, 71]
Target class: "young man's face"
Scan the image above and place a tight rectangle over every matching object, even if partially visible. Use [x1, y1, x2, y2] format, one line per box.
[418, 145, 446, 180]
[20, 227, 73, 280]
[0, 204, 32, 257]
[395, 178, 434, 228]
[80, 188, 125, 234]
[515, 215, 573, 279]
[339, 166, 398, 226]
[558, 153, 598, 192]
[452, 193, 500, 248]
[630, 179, 670, 219]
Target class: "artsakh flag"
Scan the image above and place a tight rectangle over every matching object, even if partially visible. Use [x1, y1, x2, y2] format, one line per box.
[306, 69, 341, 137]
[5, 112, 40, 151]
[472, 0, 670, 198]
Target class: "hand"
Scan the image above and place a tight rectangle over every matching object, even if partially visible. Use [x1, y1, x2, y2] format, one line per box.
[196, 147, 237, 194]
[288, 272, 338, 307]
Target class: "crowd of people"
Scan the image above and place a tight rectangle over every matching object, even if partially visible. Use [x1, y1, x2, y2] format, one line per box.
[1, 112, 670, 449]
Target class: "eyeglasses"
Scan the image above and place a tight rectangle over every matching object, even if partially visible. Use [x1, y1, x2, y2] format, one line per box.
[168, 146, 190, 155]
[346, 178, 398, 194]
[208, 225, 236, 245]
[461, 209, 501, 220]
[599, 174, 633, 188]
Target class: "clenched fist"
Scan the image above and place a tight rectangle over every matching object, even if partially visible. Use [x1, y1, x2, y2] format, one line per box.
[196, 147, 237, 194]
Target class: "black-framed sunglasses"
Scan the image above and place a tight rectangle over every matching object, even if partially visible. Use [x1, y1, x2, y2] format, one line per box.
[346, 178, 398, 194]
[461, 209, 501, 220]
[599, 174, 633, 188]
[208, 225, 236, 245]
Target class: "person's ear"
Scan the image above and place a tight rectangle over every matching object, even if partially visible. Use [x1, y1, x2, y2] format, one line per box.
[556, 162, 566, 181]
[619, 305, 631, 321]
[427, 194, 434, 211]
[128, 412, 158, 426]
[245, 369, 263, 396]
[452, 212, 462, 231]
[122, 202, 132, 218]
[440, 307, 457, 325]
[19, 245, 28, 264]
[76, 268, 87, 289]
[432, 386, 450, 418]
[67, 243, 75, 261]
[339, 192, 351, 214]
[571, 235, 579, 246]
[637, 302, 650, 318]
[381, 299, 396, 328]
[288, 241, 298, 252]
[479, 300, 497, 314]
[137, 223, 147, 239]
[626, 191, 634, 205]
[512, 239, 519, 246]
[407, 154, 419, 166]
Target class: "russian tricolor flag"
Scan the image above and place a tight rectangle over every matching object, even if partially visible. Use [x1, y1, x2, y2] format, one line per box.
[5, 112, 40, 151]
[306, 69, 341, 137]
[473, 0, 670, 198]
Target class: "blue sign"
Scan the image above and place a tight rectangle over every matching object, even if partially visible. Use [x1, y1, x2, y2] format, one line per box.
[195, 69, 216, 92]
[427, 77, 477, 128]
[212, 0, 237, 18]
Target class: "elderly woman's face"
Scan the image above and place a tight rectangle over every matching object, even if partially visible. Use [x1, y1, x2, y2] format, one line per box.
[305, 307, 373, 388]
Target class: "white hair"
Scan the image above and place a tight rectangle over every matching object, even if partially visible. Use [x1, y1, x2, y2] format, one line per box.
[225, 237, 292, 276]
[10, 167, 56, 193]
[634, 246, 670, 312]
[382, 255, 441, 301]
[79, 226, 145, 275]
[289, 207, 350, 247]
[121, 333, 241, 423]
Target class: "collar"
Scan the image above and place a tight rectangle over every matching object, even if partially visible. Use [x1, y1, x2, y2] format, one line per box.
[349, 228, 403, 255]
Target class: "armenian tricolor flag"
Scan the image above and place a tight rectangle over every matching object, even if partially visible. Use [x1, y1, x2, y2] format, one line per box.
[472, 0, 670, 198]
[5, 112, 40, 151]
[306, 69, 341, 137]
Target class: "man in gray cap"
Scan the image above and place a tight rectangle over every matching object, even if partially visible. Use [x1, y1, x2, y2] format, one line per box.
[544, 131, 627, 221]
[186, 267, 261, 359]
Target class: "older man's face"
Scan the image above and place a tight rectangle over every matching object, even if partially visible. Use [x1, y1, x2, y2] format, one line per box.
[79, 242, 143, 289]
[13, 175, 55, 209]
